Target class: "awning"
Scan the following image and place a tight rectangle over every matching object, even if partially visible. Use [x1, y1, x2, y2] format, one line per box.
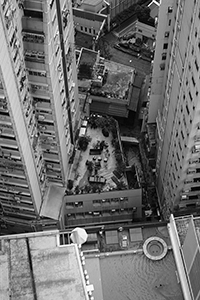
[40, 185, 65, 220]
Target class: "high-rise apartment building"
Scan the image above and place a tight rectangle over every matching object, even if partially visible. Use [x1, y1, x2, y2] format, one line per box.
[0, 0, 80, 231]
[148, 0, 200, 217]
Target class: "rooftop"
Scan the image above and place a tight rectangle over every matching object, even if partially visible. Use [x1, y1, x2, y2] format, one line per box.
[175, 215, 200, 246]
[78, 48, 134, 101]
[84, 224, 184, 300]
[0, 232, 89, 300]
[82, 0, 102, 6]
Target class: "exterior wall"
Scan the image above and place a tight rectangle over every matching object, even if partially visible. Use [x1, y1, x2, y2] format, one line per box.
[64, 189, 142, 227]
[73, 8, 107, 36]
[149, 0, 200, 217]
[132, 20, 156, 40]
[0, 0, 80, 230]
[74, 15, 103, 36]
[148, 0, 175, 124]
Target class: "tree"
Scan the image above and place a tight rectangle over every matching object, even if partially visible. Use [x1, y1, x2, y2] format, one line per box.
[87, 161, 94, 173]
[102, 127, 109, 137]
[78, 135, 91, 151]
[67, 179, 74, 190]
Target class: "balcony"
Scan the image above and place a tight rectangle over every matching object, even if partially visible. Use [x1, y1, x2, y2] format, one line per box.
[0, 138, 18, 149]
[0, 176, 29, 188]
[43, 152, 60, 163]
[62, 8, 69, 29]
[22, 30, 45, 44]
[24, 50, 45, 63]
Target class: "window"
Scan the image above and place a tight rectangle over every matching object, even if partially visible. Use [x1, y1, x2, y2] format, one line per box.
[168, 19, 171, 26]
[163, 43, 168, 49]
[160, 63, 165, 70]
[85, 27, 87, 32]
[191, 76, 196, 87]
[24, 50, 45, 62]
[24, 9, 43, 19]
[27, 69, 46, 77]
[55, 46, 60, 56]
[31, 84, 48, 91]
[177, 152, 180, 161]
[189, 91, 193, 100]
[22, 32, 45, 43]
[89, 28, 91, 33]
[186, 105, 190, 115]
[81, 26, 83, 31]
[162, 53, 167, 60]
[168, 6, 173, 13]
[50, 0, 55, 9]
[195, 59, 199, 71]
[181, 131, 184, 139]
[93, 200, 101, 206]
[165, 31, 170, 38]
[93, 29, 95, 35]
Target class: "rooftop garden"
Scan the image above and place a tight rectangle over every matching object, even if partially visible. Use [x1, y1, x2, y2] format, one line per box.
[66, 114, 128, 195]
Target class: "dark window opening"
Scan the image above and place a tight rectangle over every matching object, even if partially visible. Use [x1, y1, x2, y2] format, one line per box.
[163, 43, 168, 50]
[195, 59, 199, 71]
[24, 9, 43, 19]
[191, 76, 196, 86]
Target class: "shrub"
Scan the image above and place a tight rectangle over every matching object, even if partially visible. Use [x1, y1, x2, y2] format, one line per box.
[87, 161, 94, 173]
[67, 179, 74, 190]
[74, 185, 80, 194]
[102, 127, 109, 137]
[78, 135, 91, 151]
[99, 140, 106, 151]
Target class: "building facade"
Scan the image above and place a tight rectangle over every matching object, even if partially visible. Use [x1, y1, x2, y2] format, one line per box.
[0, 0, 80, 231]
[65, 189, 142, 227]
[148, 0, 200, 217]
